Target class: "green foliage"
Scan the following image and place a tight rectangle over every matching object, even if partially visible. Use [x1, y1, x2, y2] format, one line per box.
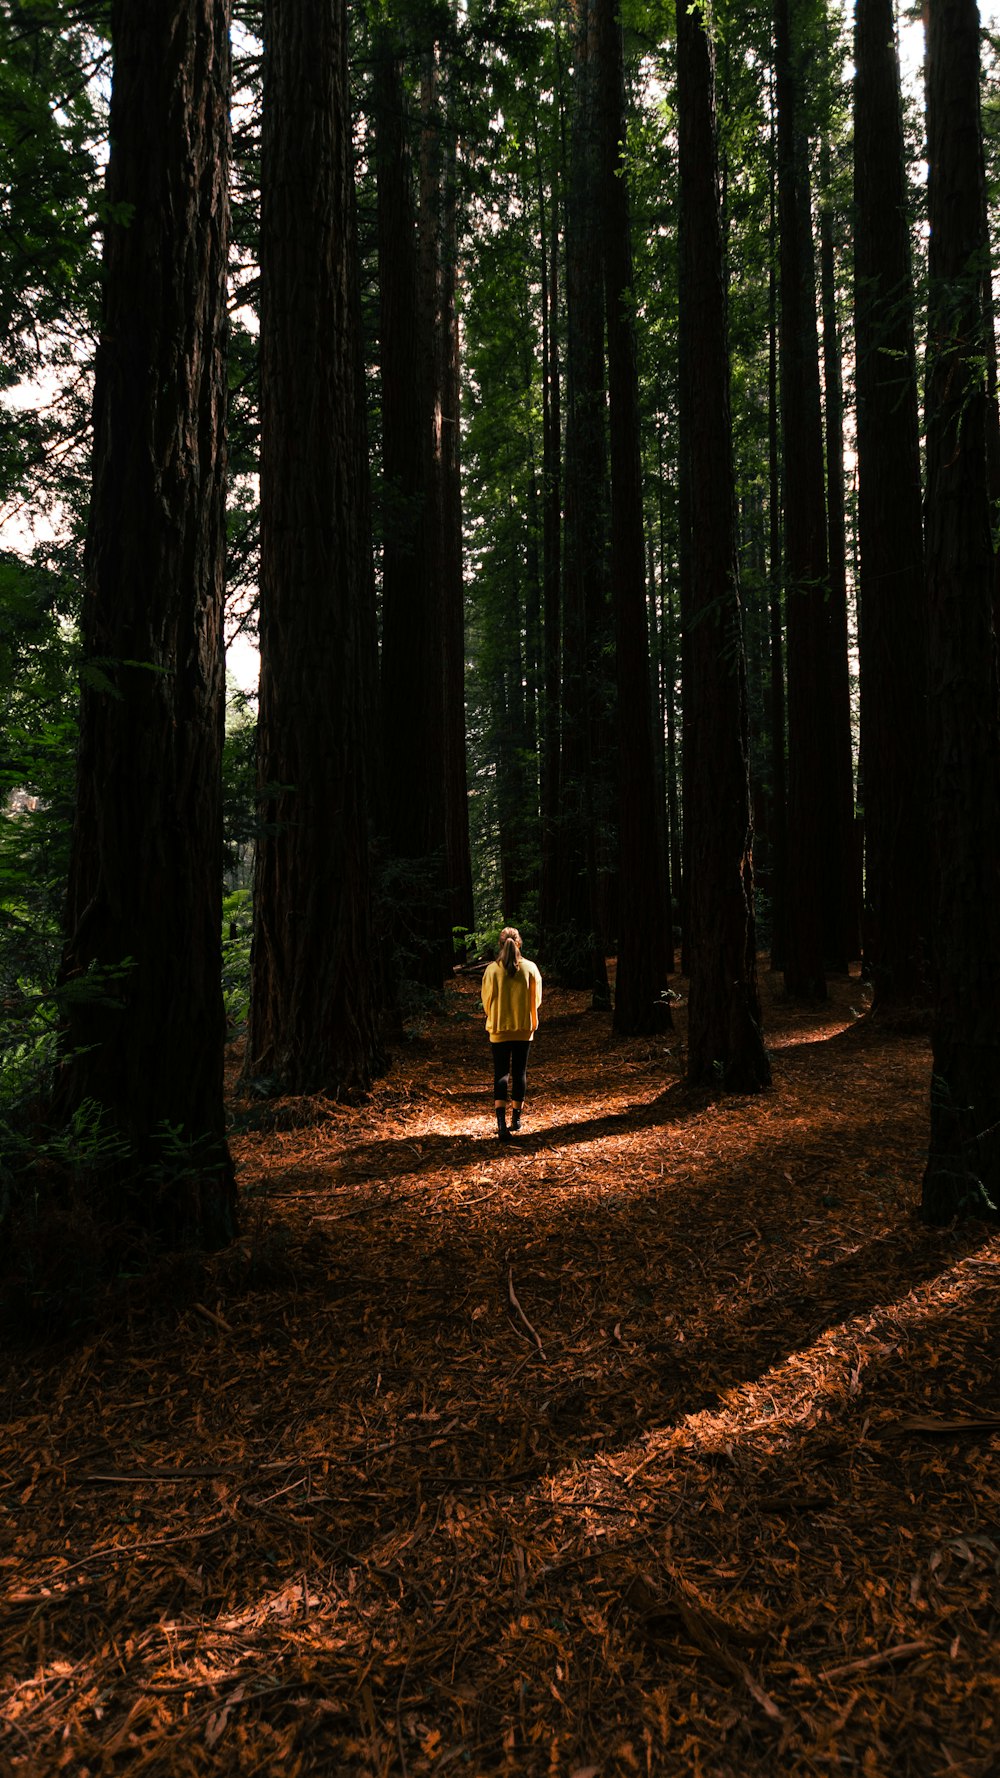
[377, 848, 451, 1014]
[469, 917, 506, 962]
[222, 685, 257, 886]
[0, 555, 79, 1128]
[222, 887, 252, 1034]
[22, 1095, 130, 1179]
[536, 917, 599, 984]
[0, 3, 107, 370]
[0, 3, 107, 543]
[0, 986, 60, 1128]
[0, 1090, 233, 1337]
[0, 549, 79, 945]
[467, 899, 540, 965]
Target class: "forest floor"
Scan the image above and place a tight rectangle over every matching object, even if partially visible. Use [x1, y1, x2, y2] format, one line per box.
[2, 966, 1000, 1778]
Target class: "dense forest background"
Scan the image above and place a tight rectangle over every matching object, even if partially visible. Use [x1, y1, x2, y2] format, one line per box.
[2, 0, 1000, 1299]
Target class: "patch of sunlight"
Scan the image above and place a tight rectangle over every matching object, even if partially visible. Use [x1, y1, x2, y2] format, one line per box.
[594, 1243, 996, 1485]
[767, 1012, 861, 1050]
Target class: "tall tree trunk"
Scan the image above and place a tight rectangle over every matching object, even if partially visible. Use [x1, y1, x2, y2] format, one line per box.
[555, 0, 610, 1002]
[525, 458, 543, 765]
[58, 0, 236, 1244]
[767, 91, 787, 974]
[774, 0, 831, 1000]
[648, 531, 674, 976]
[436, 63, 475, 947]
[676, 0, 770, 1092]
[853, 0, 928, 1009]
[981, 202, 1000, 663]
[922, 0, 1000, 1223]
[676, 144, 695, 981]
[655, 428, 682, 938]
[662, 577, 682, 939]
[247, 0, 384, 1095]
[595, 0, 671, 1035]
[818, 143, 859, 968]
[494, 503, 533, 920]
[374, 40, 451, 986]
[537, 122, 563, 946]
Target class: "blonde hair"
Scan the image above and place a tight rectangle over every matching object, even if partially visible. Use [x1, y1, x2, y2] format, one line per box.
[498, 926, 522, 977]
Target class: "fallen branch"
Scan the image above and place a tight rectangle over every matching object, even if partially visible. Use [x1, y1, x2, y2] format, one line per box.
[879, 1415, 1000, 1439]
[83, 1468, 232, 1485]
[819, 1641, 931, 1681]
[624, 1445, 664, 1487]
[14, 1518, 232, 1590]
[193, 1302, 235, 1336]
[507, 1267, 545, 1354]
[736, 1661, 783, 1723]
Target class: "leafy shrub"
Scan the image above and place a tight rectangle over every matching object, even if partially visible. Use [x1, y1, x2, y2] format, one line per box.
[222, 887, 252, 1034]
[222, 684, 257, 889]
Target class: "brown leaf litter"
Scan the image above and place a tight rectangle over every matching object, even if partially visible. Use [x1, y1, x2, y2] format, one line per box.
[1, 966, 998, 1776]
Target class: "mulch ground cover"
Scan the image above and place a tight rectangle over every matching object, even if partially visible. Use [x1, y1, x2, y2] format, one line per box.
[2, 966, 999, 1777]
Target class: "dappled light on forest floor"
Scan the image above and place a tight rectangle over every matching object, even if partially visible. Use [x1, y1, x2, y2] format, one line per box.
[2, 968, 999, 1776]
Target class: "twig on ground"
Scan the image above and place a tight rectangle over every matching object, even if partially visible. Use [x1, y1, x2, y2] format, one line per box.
[507, 1266, 545, 1354]
[818, 1641, 932, 1681]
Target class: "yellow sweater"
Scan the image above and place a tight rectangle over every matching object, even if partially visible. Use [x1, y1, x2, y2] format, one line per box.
[481, 958, 543, 1043]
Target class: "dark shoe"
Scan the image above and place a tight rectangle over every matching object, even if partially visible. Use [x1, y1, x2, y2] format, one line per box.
[510, 1106, 522, 1132]
[496, 1108, 511, 1143]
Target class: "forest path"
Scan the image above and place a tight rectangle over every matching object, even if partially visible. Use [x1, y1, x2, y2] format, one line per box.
[3, 970, 999, 1776]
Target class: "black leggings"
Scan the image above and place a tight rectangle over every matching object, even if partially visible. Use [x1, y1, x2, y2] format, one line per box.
[491, 1039, 531, 1102]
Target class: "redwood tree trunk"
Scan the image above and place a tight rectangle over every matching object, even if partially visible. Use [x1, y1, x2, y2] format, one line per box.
[59, 0, 236, 1244]
[818, 145, 859, 968]
[853, 0, 929, 1009]
[537, 122, 564, 949]
[596, 0, 671, 1035]
[374, 39, 451, 986]
[246, 0, 384, 1095]
[554, 0, 610, 1002]
[774, 0, 831, 1000]
[767, 123, 787, 975]
[495, 574, 534, 921]
[437, 67, 475, 946]
[676, 0, 770, 1092]
[922, 0, 1000, 1222]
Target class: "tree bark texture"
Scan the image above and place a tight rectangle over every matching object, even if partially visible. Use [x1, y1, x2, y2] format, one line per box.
[436, 68, 475, 945]
[676, 254, 694, 978]
[247, 0, 384, 1096]
[647, 534, 674, 977]
[595, 0, 671, 1035]
[922, 0, 1000, 1223]
[818, 147, 860, 968]
[774, 0, 832, 999]
[767, 117, 787, 974]
[59, 0, 236, 1245]
[495, 579, 534, 921]
[654, 433, 682, 940]
[554, 0, 610, 1002]
[374, 41, 451, 986]
[853, 0, 929, 1009]
[676, 0, 770, 1092]
[537, 124, 564, 947]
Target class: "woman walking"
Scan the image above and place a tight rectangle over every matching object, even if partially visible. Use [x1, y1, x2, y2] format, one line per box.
[481, 927, 543, 1142]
